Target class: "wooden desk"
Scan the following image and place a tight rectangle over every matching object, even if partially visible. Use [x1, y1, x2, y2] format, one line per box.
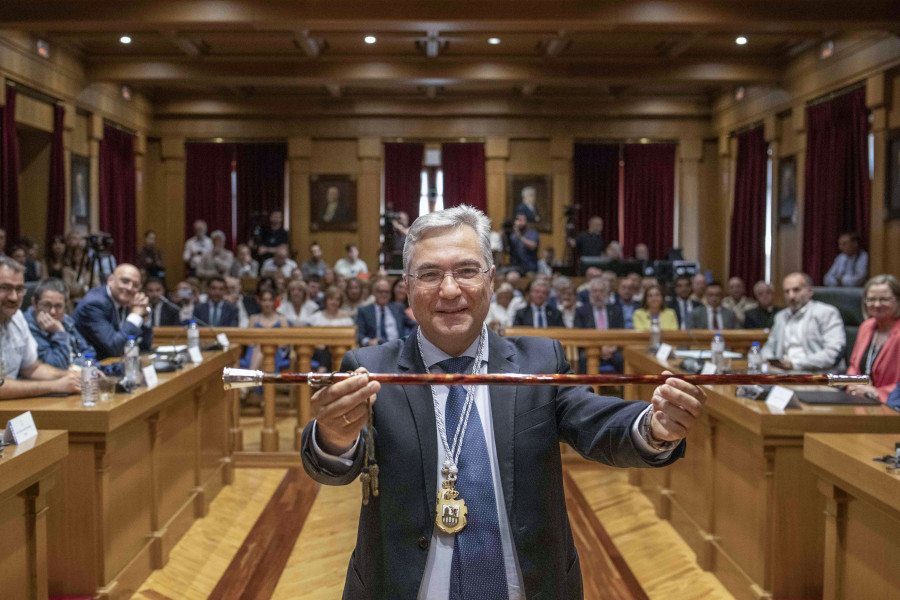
[0, 430, 68, 600]
[624, 347, 900, 600]
[0, 349, 239, 600]
[805, 434, 900, 600]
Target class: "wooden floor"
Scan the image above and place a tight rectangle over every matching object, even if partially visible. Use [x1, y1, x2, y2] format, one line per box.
[131, 459, 732, 600]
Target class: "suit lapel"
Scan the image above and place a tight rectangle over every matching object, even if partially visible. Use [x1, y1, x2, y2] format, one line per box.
[397, 335, 438, 517]
[487, 331, 518, 519]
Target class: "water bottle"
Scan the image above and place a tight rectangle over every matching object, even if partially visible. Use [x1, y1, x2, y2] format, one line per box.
[187, 320, 200, 351]
[124, 335, 140, 385]
[747, 341, 763, 374]
[649, 316, 662, 350]
[81, 353, 99, 407]
[711, 332, 726, 372]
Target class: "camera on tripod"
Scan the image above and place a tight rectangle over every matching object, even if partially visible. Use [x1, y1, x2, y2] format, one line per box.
[88, 232, 114, 253]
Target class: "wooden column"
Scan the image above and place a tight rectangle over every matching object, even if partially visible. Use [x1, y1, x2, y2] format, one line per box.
[288, 137, 312, 261]
[357, 138, 382, 268]
[866, 74, 887, 276]
[764, 116, 780, 283]
[819, 481, 848, 600]
[133, 133, 146, 246]
[230, 354, 244, 453]
[792, 103, 807, 277]
[23, 482, 50, 600]
[62, 102, 75, 228]
[160, 137, 186, 283]
[485, 137, 509, 228]
[678, 138, 703, 265]
[89, 115, 103, 233]
[260, 345, 279, 452]
[550, 137, 572, 258]
[295, 344, 313, 451]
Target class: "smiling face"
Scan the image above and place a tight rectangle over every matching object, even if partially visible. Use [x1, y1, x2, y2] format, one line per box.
[407, 225, 493, 356]
[107, 264, 142, 306]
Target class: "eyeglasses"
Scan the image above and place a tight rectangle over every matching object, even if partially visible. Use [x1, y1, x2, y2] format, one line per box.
[407, 267, 490, 289]
[37, 301, 66, 312]
[865, 296, 897, 305]
[0, 284, 27, 296]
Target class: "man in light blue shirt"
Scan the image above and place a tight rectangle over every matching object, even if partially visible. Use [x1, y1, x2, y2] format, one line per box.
[824, 232, 868, 287]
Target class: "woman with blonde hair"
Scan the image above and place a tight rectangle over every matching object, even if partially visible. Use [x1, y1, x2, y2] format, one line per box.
[278, 279, 320, 326]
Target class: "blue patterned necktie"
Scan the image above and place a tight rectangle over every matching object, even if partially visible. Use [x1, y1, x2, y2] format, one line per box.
[379, 305, 388, 342]
[438, 356, 508, 600]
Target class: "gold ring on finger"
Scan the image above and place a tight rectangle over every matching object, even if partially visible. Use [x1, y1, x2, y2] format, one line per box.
[342, 414, 351, 426]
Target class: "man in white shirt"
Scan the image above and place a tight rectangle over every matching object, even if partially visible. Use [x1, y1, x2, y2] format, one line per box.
[196, 230, 234, 280]
[762, 272, 846, 371]
[334, 244, 369, 279]
[721, 276, 758, 326]
[182, 220, 212, 275]
[823, 232, 868, 287]
[260, 244, 299, 278]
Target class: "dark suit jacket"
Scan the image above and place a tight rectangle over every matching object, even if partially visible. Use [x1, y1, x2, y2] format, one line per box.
[667, 298, 703, 328]
[300, 332, 684, 599]
[151, 301, 182, 327]
[744, 306, 779, 330]
[356, 302, 416, 346]
[689, 305, 738, 330]
[573, 303, 626, 372]
[194, 300, 239, 328]
[513, 303, 565, 328]
[73, 286, 154, 359]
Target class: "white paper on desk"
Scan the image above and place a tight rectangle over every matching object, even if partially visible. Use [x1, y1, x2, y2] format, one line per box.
[142, 365, 159, 389]
[216, 333, 230, 349]
[700, 361, 718, 375]
[3, 411, 38, 445]
[655, 343, 673, 364]
[674, 350, 743, 360]
[766, 385, 800, 411]
[188, 347, 203, 364]
[155, 345, 187, 353]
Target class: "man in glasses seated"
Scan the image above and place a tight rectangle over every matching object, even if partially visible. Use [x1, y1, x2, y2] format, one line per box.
[25, 277, 95, 370]
[0, 257, 82, 398]
[300, 205, 707, 600]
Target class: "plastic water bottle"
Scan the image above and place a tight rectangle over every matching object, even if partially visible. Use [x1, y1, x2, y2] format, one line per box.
[187, 320, 200, 351]
[81, 353, 99, 407]
[649, 316, 662, 350]
[747, 341, 763, 374]
[711, 332, 726, 371]
[123, 335, 140, 385]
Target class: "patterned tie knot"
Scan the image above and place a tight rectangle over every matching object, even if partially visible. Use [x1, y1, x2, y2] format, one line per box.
[438, 356, 475, 375]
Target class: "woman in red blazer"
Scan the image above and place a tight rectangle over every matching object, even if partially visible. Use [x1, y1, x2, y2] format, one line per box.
[847, 274, 900, 403]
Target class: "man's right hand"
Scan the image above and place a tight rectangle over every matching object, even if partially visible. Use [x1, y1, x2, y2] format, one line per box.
[36, 311, 64, 333]
[312, 367, 380, 455]
[56, 369, 82, 394]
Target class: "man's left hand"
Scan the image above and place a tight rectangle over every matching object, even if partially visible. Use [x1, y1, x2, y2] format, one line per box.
[649, 370, 707, 442]
[130, 292, 150, 317]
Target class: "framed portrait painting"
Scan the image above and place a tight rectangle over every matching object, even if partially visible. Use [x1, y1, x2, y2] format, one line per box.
[70, 154, 90, 227]
[777, 155, 797, 225]
[506, 174, 552, 233]
[309, 174, 357, 232]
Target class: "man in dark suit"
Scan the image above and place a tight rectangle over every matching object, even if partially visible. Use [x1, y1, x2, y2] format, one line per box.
[574, 277, 626, 372]
[744, 281, 780, 330]
[145, 277, 182, 327]
[608, 277, 640, 329]
[513, 279, 564, 327]
[356, 278, 416, 346]
[689, 281, 738, 330]
[73, 263, 153, 359]
[668, 274, 703, 329]
[300, 206, 705, 599]
[193, 276, 239, 327]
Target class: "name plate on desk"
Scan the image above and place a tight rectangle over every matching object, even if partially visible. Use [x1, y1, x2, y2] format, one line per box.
[216, 333, 230, 349]
[700, 361, 718, 375]
[2, 411, 38, 445]
[142, 365, 159, 389]
[188, 347, 204, 364]
[655, 343, 673, 364]
[766, 385, 800, 411]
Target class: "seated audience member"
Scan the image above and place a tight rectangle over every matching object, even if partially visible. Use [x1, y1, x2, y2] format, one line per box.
[342, 277, 373, 320]
[0, 258, 82, 398]
[573, 216, 606, 263]
[63, 235, 91, 302]
[323, 266, 338, 288]
[744, 281, 780, 329]
[308, 286, 355, 327]
[504, 269, 525, 298]
[229, 243, 259, 279]
[513, 279, 563, 328]
[196, 230, 234, 280]
[240, 288, 291, 372]
[605, 241, 623, 260]
[574, 277, 626, 372]
[690, 281, 738, 330]
[21, 237, 42, 282]
[172, 280, 197, 323]
[356, 279, 416, 346]
[486, 282, 524, 332]
[634, 284, 678, 330]
[25, 278, 95, 369]
[537, 247, 555, 277]
[45, 235, 67, 280]
[279, 280, 319, 326]
[721, 276, 757, 326]
[509, 212, 539, 275]
[73, 264, 153, 359]
[845, 274, 900, 403]
[824, 231, 868, 287]
[256, 210, 289, 265]
[300, 242, 329, 280]
[194, 276, 238, 327]
[550, 276, 579, 328]
[306, 274, 325, 308]
[761, 272, 846, 371]
[224, 276, 254, 327]
[334, 244, 368, 279]
[183, 219, 212, 275]
[668, 274, 703, 329]
[633, 243, 650, 262]
[260, 243, 298, 278]
[10, 246, 27, 269]
[610, 277, 640, 329]
[390, 277, 415, 323]
[137, 230, 165, 280]
[575, 266, 602, 295]
[638, 276, 659, 304]
[690, 273, 708, 303]
[145, 277, 181, 327]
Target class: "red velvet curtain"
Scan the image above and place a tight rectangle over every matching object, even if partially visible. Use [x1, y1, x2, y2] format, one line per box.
[441, 142, 486, 211]
[621, 143, 676, 259]
[98, 124, 136, 264]
[384, 142, 424, 219]
[729, 126, 768, 286]
[185, 142, 236, 249]
[46, 104, 66, 245]
[235, 143, 286, 245]
[0, 84, 20, 244]
[573, 143, 620, 242]
[802, 87, 870, 284]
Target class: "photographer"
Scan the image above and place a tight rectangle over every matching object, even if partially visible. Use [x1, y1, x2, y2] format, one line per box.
[509, 212, 539, 275]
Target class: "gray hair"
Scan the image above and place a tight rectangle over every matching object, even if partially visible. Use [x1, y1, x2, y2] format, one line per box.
[33, 277, 69, 302]
[402, 205, 493, 272]
[210, 230, 226, 241]
[590, 277, 611, 293]
[0, 255, 25, 274]
[553, 276, 573, 291]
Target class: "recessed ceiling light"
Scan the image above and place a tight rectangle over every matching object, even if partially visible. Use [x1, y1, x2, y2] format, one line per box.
[488, 37, 501, 45]
[735, 36, 748, 46]
[364, 35, 377, 44]
[120, 35, 132, 45]
[639, 138, 650, 144]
